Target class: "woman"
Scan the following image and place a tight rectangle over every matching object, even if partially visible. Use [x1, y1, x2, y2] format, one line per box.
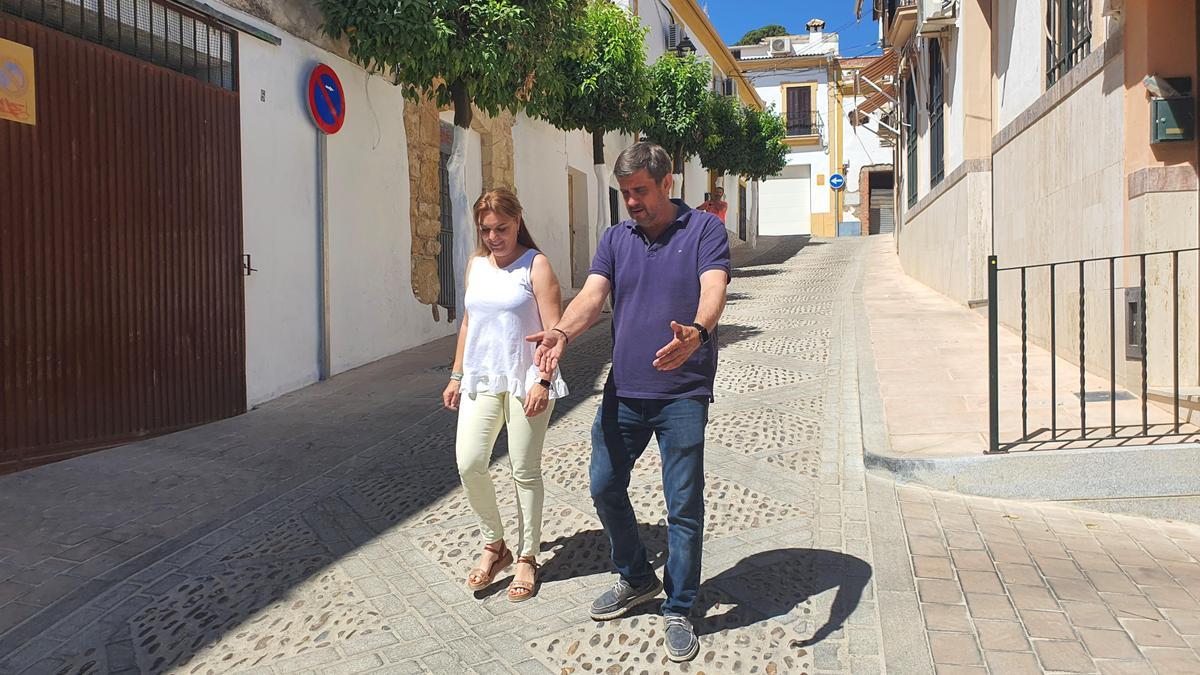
[442, 188, 568, 602]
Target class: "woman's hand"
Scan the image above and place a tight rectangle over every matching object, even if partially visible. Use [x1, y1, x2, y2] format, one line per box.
[443, 379, 462, 411]
[524, 383, 550, 417]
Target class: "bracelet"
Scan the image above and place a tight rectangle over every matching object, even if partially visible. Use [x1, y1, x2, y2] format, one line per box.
[450, 371, 464, 381]
[551, 327, 570, 344]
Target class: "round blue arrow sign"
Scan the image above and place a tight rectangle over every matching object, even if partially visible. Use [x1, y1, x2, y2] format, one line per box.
[829, 173, 846, 191]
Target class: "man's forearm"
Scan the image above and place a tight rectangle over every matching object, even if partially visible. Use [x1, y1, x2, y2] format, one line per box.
[554, 287, 606, 342]
[693, 286, 726, 332]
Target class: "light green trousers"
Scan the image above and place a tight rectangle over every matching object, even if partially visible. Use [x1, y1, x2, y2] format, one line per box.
[456, 391, 555, 558]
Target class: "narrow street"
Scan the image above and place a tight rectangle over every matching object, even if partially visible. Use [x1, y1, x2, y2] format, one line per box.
[2, 237, 1199, 674]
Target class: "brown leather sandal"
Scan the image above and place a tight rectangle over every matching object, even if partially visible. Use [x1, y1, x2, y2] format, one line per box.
[466, 541, 513, 590]
[507, 556, 539, 602]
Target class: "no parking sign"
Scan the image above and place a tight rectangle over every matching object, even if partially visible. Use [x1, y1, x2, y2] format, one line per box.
[307, 64, 346, 135]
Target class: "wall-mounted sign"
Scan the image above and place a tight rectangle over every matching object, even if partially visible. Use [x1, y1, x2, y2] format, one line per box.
[0, 38, 35, 126]
[306, 63, 345, 135]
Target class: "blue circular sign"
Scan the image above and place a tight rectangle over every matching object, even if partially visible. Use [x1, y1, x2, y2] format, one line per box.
[307, 64, 346, 134]
[829, 173, 846, 191]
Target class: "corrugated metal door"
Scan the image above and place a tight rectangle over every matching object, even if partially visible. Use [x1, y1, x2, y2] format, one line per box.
[0, 14, 245, 473]
[870, 191, 895, 235]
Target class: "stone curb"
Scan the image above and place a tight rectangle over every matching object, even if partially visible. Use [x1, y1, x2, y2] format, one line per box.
[863, 444, 1200, 523]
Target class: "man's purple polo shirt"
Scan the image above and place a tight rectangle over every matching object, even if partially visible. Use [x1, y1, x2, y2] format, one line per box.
[589, 200, 731, 400]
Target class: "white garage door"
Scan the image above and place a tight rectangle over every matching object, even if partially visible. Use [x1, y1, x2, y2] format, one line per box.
[758, 164, 811, 236]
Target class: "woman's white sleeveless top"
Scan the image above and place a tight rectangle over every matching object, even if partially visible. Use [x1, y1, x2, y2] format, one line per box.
[461, 249, 568, 400]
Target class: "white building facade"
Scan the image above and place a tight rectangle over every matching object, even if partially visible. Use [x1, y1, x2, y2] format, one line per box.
[734, 21, 892, 238]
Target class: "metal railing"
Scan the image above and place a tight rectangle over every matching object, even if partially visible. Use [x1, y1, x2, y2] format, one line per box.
[436, 151, 456, 318]
[1046, 0, 1092, 87]
[2, 0, 236, 90]
[987, 248, 1200, 453]
[786, 110, 823, 138]
[885, 0, 916, 31]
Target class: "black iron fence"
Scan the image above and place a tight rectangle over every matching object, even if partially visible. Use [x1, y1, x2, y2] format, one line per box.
[987, 248, 1200, 453]
[1046, 0, 1092, 87]
[2, 0, 237, 90]
[786, 110, 823, 138]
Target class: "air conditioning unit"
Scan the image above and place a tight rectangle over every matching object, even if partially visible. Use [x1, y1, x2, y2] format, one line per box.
[667, 23, 680, 51]
[722, 78, 738, 98]
[767, 37, 792, 56]
[917, 0, 956, 34]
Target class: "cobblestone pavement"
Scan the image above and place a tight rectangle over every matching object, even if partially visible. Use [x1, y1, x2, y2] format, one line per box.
[4, 235, 1200, 674]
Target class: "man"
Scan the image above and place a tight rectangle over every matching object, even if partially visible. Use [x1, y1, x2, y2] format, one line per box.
[700, 186, 728, 223]
[527, 142, 729, 662]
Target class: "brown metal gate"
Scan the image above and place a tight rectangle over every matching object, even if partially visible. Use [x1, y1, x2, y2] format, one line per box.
[0, 14, 245, 473]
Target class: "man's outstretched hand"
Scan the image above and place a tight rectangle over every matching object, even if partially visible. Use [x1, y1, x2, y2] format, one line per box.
[653, 321, 702, 371]
[527, 330, 566, 373]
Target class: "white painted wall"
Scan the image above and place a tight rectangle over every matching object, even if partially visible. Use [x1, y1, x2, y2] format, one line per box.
[233, 8, 454, 406]
[946, 30, 965, 173]
[841, 88, 893, 229]
[994, 0, 1045, 129]
[513, 114, 573, 286]
[752, 67, 834, 227]
[841, 95, 891, 192]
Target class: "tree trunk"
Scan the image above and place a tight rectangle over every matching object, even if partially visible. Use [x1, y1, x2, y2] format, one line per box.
[749, 179, 760, 249]
[592, 129, 610, 252]
[447, 80, 474, 326]
[450, 80, 472, 129]
[591, 128, 605, 165]
[673, 144, 684, 200]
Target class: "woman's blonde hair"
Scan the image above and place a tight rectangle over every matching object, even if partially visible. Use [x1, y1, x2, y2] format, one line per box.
[472, 188, 540, 257]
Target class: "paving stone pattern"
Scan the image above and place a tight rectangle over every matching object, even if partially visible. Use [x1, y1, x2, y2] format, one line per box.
[7, 234, 1197, 674]
[2, 237, 888, 674]
[893, 483, 1200, 674]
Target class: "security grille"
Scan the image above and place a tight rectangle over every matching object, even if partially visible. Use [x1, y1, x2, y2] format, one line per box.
[929, 39, 945, 187]
[1046, 0, 1091, 88]
[2, 0, 236, 90]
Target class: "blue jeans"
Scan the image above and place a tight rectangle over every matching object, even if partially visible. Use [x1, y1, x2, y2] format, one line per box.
[589, 392, 708, 617]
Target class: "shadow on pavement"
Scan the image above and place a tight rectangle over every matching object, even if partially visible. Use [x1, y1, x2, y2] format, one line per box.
[29, 236, 817, 675]
[695, 548, 871, 645]
[538, 524, 668, 583]
[737, 236, 817, 269]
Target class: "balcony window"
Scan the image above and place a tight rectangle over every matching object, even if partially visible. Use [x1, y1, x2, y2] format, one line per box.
[928, 39, 944, 187]
[783, 85, 822, 137]
[905, 77, 918, 208]
[1047, 0, 1092, 87]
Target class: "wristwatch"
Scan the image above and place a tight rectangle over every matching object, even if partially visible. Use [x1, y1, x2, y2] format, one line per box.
[536, 378, 552, 389]
[691, 323, 711, 345]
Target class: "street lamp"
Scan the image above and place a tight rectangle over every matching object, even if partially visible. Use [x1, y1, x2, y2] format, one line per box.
[674, 34, 696, 57]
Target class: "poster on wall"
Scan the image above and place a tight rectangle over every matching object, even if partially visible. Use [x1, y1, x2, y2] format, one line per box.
[0, 37, 35, 126]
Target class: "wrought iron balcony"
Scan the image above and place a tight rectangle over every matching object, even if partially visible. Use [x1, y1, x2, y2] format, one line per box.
[785, 110, 824, 138]
[884, 0, 917, 48]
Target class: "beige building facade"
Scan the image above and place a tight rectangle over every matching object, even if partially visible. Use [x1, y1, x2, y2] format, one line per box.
[861, 0, 1199, 399]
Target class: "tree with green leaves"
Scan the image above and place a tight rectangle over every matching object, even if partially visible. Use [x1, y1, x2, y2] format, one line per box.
[530, 0, 650, 165]
[644, 53, 713, 191]
[526, 0, 650, 253]
[318, 0, 584, 318]
[736, 24, 789, 46]
[739, 105, 789, 181]
[697, 93, 748, 179]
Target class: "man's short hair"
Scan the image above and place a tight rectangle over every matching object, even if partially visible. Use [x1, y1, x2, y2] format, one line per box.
[614, 142, 673, 183]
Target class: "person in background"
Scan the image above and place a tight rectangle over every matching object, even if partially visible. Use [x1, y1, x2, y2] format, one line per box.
[700, 186, 727, 223]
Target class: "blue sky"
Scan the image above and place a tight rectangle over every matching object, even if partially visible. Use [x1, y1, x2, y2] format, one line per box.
[703, 0, 883, 58]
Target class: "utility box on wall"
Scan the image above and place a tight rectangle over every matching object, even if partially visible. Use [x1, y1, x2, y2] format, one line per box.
[1150, 97, 1195, 143]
